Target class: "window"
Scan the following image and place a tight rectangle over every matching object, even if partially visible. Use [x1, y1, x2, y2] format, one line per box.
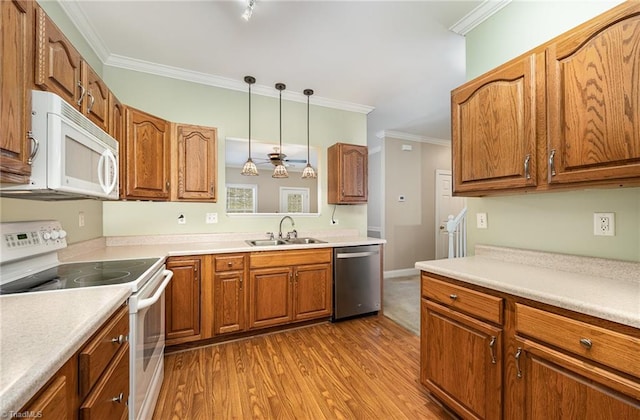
[226, 184, 257, 213]
[279, 187, 310, 213]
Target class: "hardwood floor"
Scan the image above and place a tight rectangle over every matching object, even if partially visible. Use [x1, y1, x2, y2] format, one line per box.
[153, 316, 450, 419]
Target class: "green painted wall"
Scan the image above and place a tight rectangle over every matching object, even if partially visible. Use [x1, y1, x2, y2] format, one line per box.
[464, 0, 639, 262]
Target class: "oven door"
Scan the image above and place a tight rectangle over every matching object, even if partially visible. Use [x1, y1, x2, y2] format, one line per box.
[129, 267, 173, 420]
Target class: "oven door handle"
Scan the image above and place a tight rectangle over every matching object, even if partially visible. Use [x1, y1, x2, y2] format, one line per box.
[136, 270, 173, 311]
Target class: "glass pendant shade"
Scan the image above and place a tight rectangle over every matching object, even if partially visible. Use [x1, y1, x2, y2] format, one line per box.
[242, 75, 258, 176]
[241, 158, 258, 176]
[272, 163, 288, 178]
[302, 88, 316, 179]
[273, 83, 288, 178]
[301, 163, 316, 179]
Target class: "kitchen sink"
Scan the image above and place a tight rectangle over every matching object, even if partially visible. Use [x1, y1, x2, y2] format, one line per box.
[285, 237, 326, 245]
[246, 237, 326, 246]
[246, 239, 288, 246]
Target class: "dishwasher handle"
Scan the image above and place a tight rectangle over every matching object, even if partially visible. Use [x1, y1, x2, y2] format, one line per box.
[336, 251, 379, 259]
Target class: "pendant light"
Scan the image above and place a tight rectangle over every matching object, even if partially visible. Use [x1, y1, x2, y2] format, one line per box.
[301, 89, 317, 179]
[241, 76, 258, 176]
[272, 82, 288, 178]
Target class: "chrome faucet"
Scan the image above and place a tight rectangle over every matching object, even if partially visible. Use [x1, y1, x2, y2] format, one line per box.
[278, 216, 297, 239]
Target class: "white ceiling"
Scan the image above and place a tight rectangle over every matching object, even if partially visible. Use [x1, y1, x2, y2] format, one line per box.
[59, 0, 497, 143]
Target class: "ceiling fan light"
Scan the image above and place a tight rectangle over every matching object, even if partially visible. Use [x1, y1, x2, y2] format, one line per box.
[242, 0, 255, 21]
[272, 163, 289, 178]
[241, 158, 259, 176]
[301, 163, 317, 179]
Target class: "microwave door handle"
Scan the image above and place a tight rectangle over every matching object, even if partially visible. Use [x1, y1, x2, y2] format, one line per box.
[98, 150, 117, 194]
[104, 150, 117, 194]
[97, 152, 107, 193]
[136, 270, 173, 311]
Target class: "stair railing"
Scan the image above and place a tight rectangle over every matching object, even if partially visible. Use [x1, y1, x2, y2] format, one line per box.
[446, 207, 467, 259]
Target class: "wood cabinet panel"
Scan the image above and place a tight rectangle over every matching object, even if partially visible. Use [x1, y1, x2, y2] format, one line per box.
[21, 357, 77, 420]
[250, 248, 332, 269]
[214, 271, 245, 334]
[328, 143, 368, 203]
[422, 274, 503, 324]
[293, 263, 332, 321]
[515, 303, 640, 378]
[214, 255, 245, 272]
[546, 5, 640, 185]
[1, 0, 33, 182]
[165, 257, 201, 344]
[78, 305, 129, 399]
[79, 344, 129, 420]
[452, 54, 538, 194]
[172, 123, 217, 201]
[82, 61, 109, 132]
[124, 107, 170, 200]
[249, 267, 293, 329]
[514, 338, 640, 419]
[421, 299, 502, 420]
[34, 6, 81, 107]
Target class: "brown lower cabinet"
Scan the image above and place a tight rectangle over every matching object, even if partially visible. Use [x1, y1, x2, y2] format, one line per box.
[20, 303, 129, 419]
[165, 256, 202, 346]
[420, 272, 640, 420]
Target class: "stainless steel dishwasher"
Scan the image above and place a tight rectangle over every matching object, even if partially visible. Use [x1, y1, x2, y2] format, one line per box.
[332, 244, 381, 321]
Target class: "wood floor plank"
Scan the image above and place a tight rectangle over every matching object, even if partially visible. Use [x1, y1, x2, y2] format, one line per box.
[153, 316, 450, 419]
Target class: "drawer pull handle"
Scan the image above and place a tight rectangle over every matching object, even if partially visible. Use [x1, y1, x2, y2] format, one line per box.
[579, 338, 593, 349]
[228, 262, 233, 267]
[489, 336, 497, 364]
[515, 347, 523, 379]
[112, 392, 124, 403]
[449, 294, 458, 301]
[111, 334, 126, 344]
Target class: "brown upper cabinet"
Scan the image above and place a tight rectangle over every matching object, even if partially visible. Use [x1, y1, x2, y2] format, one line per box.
[452, 1, 640, 196]
[452, 54, 538, 194]
[171, 123, 218, 201]
[33, 6, 111, 133]
[328, 142, 368, 204]
[1, 0, 34, 183]
[123, 107, 171, 200]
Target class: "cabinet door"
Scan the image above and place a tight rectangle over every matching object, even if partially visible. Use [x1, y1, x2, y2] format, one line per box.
[165, 257, 201, 344]
[328, 143, 368, 203]
[293, 263, 332, 321]
[0, 0, 33, 182]
[513, 339, 640, 419]
[214, 271, 246, 334]
[452, 54, 538, 195]
[124, 107, 170, 200]
[421, 300, 502, 420]
[174, 124, 217, 201]
[34, 6, 81, 108]
[82, 61, 109, 132]
[249, 267, 293, 329]
[546, 6, 640, 185]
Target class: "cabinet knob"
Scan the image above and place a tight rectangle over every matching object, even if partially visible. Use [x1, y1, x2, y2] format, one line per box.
[449, 294, 458, 300]
[111, 334, 126, 344]
[112, 392, 124, 403]
[579, 338, 593, 349]
[228, 262, 233, 267]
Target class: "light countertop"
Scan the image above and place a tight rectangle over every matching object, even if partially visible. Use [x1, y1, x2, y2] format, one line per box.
[0, 285, 131, 414]
[415, 245, 640, 328]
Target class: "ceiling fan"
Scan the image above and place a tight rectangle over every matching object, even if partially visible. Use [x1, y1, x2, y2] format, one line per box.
[257, 147, 307, 167]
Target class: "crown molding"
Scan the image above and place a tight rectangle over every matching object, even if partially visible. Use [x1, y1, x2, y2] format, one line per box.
[449, 0, 512, 36]
[56, 0, 111, 62]
[376, 130, 450, 147]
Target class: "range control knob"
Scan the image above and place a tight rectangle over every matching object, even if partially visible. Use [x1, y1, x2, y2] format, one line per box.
[42, 231, 52, 240]
[50, 230, 60, 240]
[59, 230, 68, 239]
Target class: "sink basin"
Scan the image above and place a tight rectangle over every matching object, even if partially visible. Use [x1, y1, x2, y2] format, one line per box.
[246, 239, 288, 246]
[285, 237, 326, 245]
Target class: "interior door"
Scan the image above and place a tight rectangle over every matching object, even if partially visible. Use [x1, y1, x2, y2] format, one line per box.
[435, 170, 465, 259]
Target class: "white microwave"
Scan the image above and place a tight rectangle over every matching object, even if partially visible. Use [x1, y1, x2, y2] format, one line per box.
[0, 90, 119, 200]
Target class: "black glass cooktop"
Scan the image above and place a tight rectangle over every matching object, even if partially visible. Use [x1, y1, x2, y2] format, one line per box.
[0, 258, 159, 295]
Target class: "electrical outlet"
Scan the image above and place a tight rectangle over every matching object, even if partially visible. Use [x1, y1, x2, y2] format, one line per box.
[594, 212, 615, 236]
[205, 213, 218, 224]
[476, 213, 488, 229]
[178, 214, 186, 225]
[78, 211, 85, 227]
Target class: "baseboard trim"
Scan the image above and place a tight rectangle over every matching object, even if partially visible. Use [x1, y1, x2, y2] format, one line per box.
[384, 268, 419, 279]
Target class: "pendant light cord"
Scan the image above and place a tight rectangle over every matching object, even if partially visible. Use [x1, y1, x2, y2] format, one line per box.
[248, 82, 252, 158]
[307, 94, 310, 162]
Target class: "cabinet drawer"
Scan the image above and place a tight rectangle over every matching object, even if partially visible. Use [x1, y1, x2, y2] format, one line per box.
[250, 248, 332, 269]
[214, 254, 245, 272]
[421, 275, 503, 324]
[79, 305, 129, 398]
[516, 304, 640, 377]
[79, 343, 129, 420]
